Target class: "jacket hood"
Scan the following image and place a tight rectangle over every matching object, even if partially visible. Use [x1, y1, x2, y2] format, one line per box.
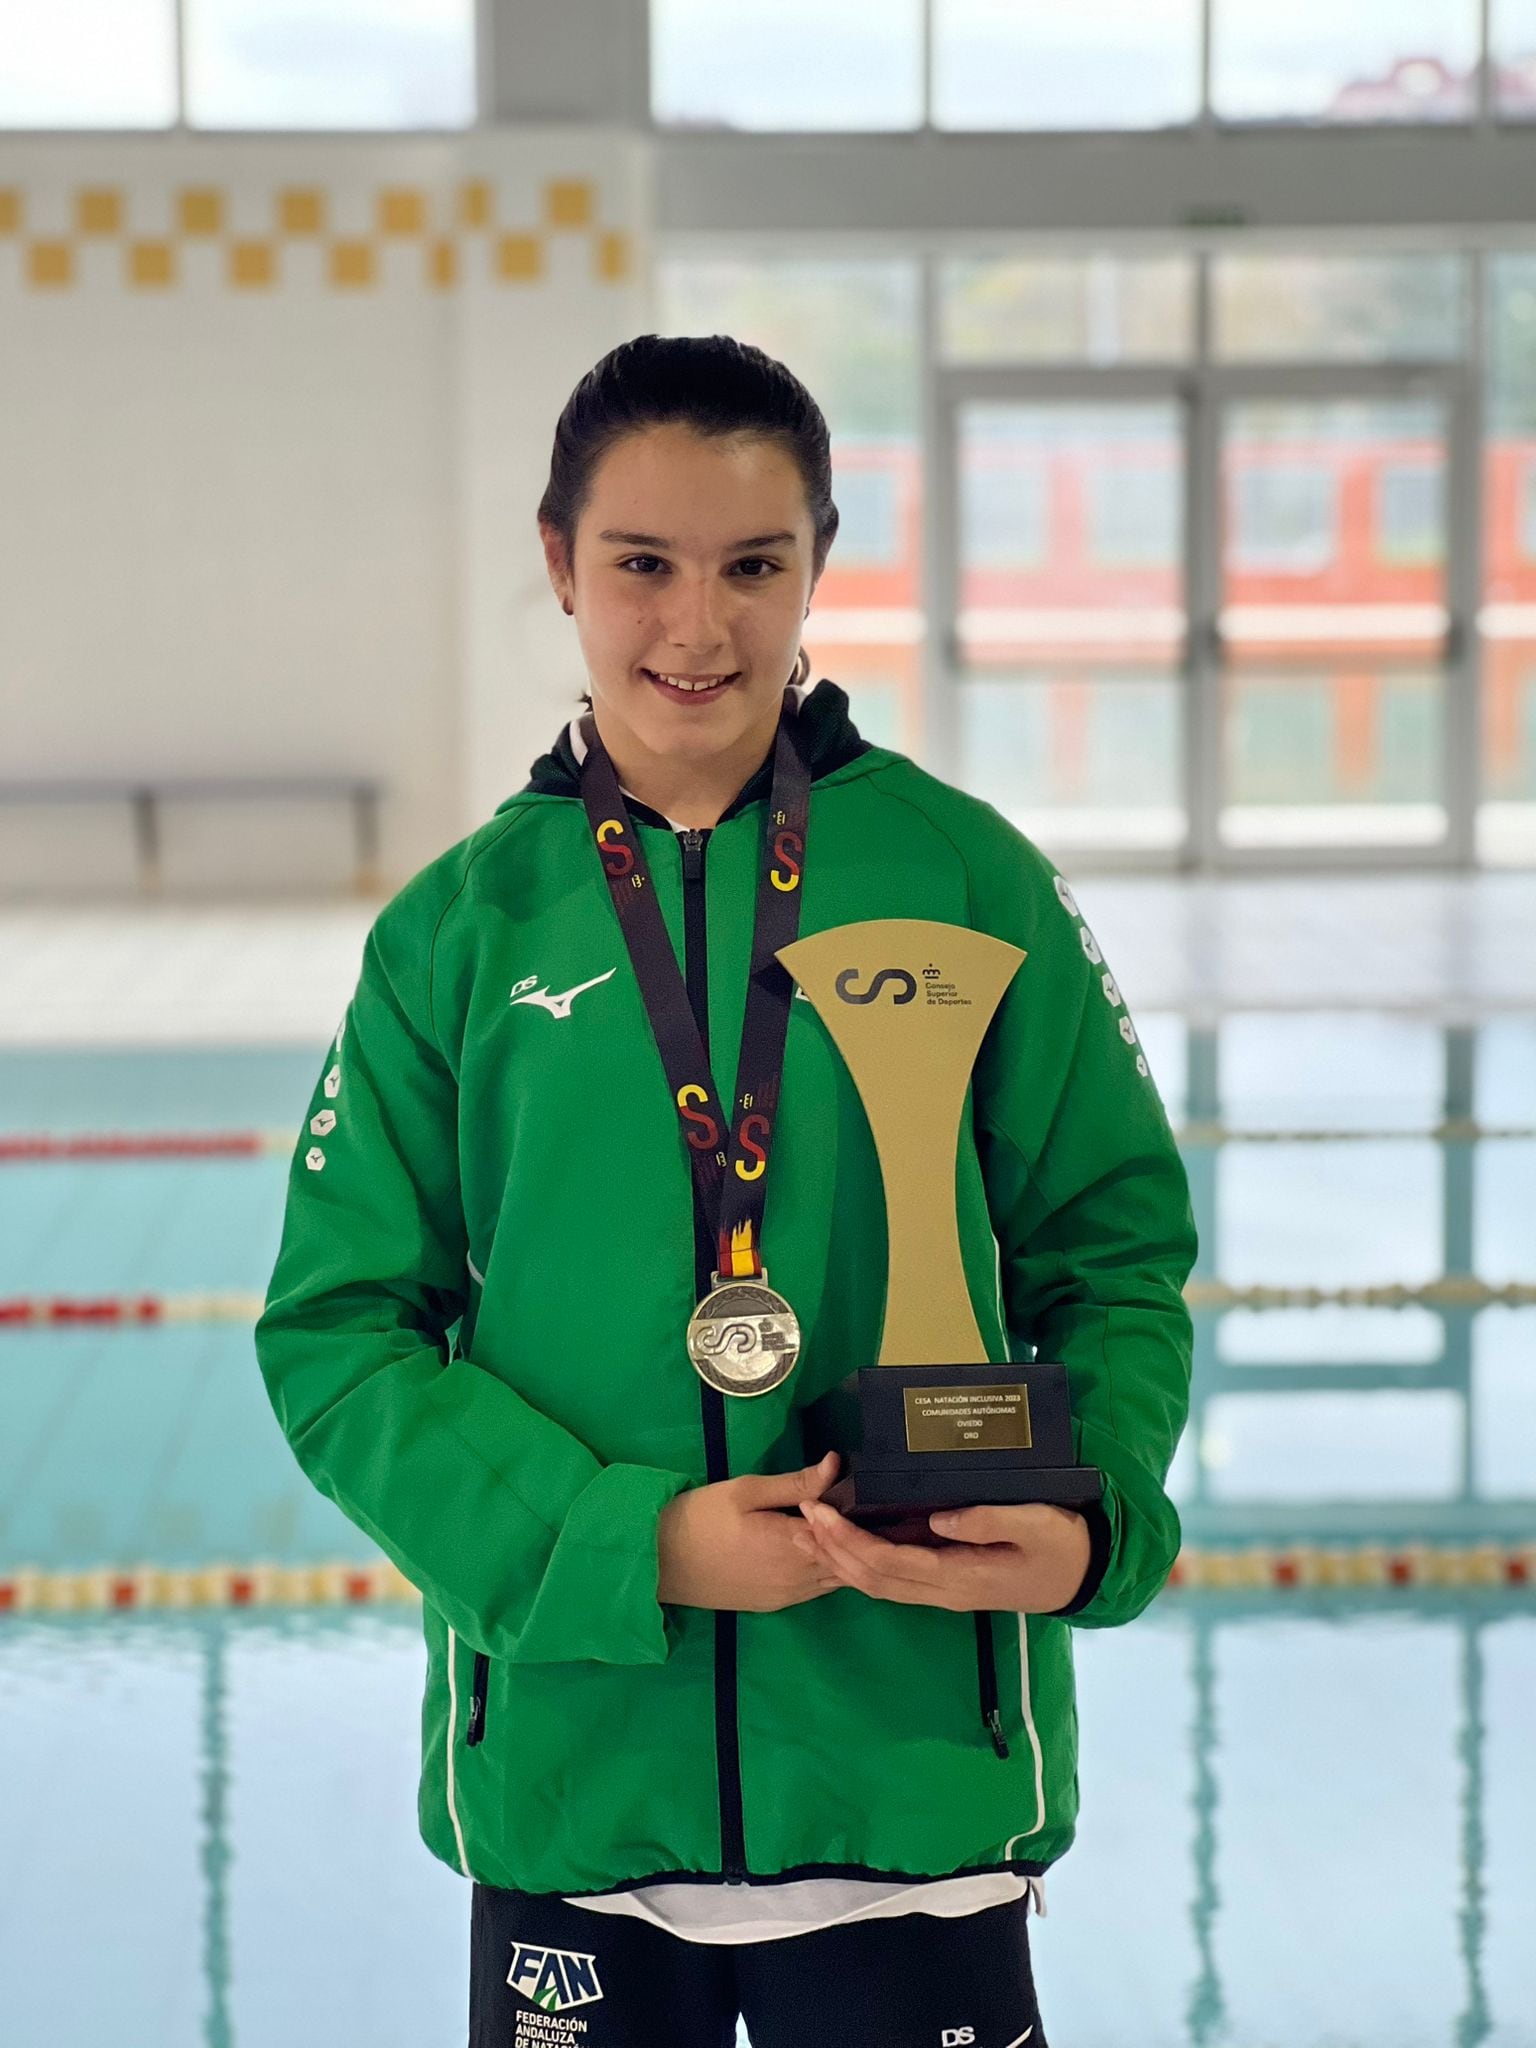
[510, 675, 873, 828]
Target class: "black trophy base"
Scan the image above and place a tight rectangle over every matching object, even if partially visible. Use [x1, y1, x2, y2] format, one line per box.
[802, 1363, 1102, 1549]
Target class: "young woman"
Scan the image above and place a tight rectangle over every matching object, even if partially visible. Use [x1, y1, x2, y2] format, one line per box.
[255, 333, 1197, 2048]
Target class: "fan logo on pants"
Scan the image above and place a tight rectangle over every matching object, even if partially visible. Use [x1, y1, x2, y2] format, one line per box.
[506, 1942, 605, 2015]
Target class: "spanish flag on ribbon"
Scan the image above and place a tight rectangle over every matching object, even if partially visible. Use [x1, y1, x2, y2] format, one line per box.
[718, 1218, 760, 1278]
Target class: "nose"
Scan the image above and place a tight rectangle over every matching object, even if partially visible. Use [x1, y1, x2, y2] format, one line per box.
[659, 570, 730, 665]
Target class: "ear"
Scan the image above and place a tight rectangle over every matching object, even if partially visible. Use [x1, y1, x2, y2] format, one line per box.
[538, 521, 573, 610]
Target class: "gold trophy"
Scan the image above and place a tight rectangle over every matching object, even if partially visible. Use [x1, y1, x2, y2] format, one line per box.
[777, 918, 1102, 1547]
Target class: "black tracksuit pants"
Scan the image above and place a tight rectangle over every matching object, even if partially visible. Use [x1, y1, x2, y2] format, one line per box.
[469, 1881, 1047, 2048]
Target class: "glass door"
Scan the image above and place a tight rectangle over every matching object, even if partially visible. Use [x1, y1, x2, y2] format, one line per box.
[934, 362, 1475, 868]
[934, 371, 1192, 862]
[1208, 367, 1474, 863]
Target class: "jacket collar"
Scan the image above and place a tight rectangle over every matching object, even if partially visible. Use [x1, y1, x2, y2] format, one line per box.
[517, 676, 872, 830]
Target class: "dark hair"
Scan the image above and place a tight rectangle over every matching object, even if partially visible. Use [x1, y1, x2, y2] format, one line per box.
[538, 330, 840, 612]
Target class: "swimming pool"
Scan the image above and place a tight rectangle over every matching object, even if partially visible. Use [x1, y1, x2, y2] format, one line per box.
[1, 1020, 1532, 2046]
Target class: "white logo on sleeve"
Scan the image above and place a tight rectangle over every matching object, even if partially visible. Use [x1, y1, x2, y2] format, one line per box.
[305, 1147, 326, 1172]
[323, 1064, 342, 1098]
[508, 967, 616, 1020]
[309, 1110, 336, 1136]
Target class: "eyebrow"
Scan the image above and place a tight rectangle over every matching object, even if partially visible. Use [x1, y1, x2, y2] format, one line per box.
[597, 529, 798, 551]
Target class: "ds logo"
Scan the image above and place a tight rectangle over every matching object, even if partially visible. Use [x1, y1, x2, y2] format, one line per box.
[942, 2031, 976, 2046]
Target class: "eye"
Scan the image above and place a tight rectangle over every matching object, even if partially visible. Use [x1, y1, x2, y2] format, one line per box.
[616, 555, 782, 578]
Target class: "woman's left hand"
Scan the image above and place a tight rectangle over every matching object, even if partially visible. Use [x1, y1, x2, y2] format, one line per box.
[797, 1498, 1092, 1613]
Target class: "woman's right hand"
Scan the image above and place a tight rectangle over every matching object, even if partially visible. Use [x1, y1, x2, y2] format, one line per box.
[656, 1451, 845, 1612]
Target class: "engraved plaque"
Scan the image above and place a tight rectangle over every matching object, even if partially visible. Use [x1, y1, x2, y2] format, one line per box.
[903, 1385, 1033, 1454]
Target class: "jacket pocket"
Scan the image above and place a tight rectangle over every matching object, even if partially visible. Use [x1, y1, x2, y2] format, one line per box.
[974, 1612, 1010, 1759]
[466, 1651, 490, 1747]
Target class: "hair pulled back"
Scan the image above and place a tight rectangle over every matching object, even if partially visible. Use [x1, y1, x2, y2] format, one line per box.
[537, 333, 840, 589]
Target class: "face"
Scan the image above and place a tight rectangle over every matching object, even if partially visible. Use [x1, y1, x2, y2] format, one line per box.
[540, 422, 822, 770]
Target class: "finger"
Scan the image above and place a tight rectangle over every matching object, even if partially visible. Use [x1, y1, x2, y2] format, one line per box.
[928, 1505, 1031, 1546]
[925, 1499, 1081, 1540]
[739, 1451, 841, 1512]
[803, 1503, 949, 1598]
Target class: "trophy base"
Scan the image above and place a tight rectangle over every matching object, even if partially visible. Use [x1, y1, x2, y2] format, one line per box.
[819, 1463, 1102, 1547]
[802, 1363, 1103, 1549]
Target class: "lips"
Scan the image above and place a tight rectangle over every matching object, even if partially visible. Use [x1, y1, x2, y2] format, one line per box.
[643, 669, 740, 698]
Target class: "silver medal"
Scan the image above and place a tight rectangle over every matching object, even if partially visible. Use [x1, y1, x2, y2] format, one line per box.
[686, 1274, 801, 1397]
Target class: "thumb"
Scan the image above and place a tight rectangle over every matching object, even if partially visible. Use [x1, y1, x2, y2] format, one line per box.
[929, 1505, 1018, 1545]
[737, 1451, 840, 1511]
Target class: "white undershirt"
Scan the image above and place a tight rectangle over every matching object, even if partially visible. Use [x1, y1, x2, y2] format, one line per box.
[563, 1870, 1041, 1945]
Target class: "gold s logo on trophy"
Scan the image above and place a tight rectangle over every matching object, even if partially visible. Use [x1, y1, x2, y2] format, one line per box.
[776, 918, 1101, 1546]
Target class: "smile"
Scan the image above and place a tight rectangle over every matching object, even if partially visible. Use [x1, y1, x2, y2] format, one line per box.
[643, 669, 740, 698]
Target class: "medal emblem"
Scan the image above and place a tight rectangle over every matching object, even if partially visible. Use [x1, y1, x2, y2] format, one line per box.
[687, 1275, 801, 1397]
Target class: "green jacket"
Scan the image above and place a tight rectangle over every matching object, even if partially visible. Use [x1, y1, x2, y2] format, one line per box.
[254, 679, 1197, 1898]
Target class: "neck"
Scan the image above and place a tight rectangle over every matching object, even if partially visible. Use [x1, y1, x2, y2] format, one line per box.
[590, 695, 784, 829]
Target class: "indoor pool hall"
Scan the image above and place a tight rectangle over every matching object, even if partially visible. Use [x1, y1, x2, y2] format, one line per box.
[7, 8, 1536, 2035]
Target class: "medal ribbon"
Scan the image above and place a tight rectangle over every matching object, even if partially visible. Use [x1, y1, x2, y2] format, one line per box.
[577, 692, 811, 1283]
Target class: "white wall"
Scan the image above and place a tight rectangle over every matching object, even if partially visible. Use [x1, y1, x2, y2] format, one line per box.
[0, 126, 654, 899]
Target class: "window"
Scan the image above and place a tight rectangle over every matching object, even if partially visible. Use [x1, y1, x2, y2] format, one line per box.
[1211, 0, 1479, 125]
[1087, 457, 1182, 567]
[962, 458, 1050, 568]
[829, 464, 902, 567]
[1228, 465, 1339, 573]
[0, 0, 176, 127]
[931, 0, 1201, 131]
[0, 0, 474, 128]
[1376, 460, 1445, 566]
[186, 0, 474, 129]
[940, 252, 1194, 364]
[651, 0, 923, 132]
[1493, 0, 1536, 118]
[652, 0, 1497, 131]
[1213, 252, 1465, 362]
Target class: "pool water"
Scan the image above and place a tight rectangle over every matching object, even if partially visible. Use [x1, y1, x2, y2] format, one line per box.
[1, 1023, 1533, 2047]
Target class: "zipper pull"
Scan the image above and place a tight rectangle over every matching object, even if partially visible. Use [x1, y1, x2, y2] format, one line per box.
[466, 1651, 489, 1746]
[679, 827, 707, 881]
[974, 1612, 1009, 1759]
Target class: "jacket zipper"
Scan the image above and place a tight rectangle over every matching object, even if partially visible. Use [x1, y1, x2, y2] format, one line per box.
[679, 824, 749, 1882]
[466, 1650, 489, 1746]
[974, 1612, 1010, 1759]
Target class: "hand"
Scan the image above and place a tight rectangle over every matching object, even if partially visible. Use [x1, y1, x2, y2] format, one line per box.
[798, 1498, 1092, 1613]
[657, 1451, 846, 1613]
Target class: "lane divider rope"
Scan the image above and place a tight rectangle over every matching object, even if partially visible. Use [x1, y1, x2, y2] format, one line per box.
[0, 1293, 266, 1326]
[3, 1121, 1534, 1164]
[1, 1546, 1531, 1615]
[6, 1279, 1536, 1326]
